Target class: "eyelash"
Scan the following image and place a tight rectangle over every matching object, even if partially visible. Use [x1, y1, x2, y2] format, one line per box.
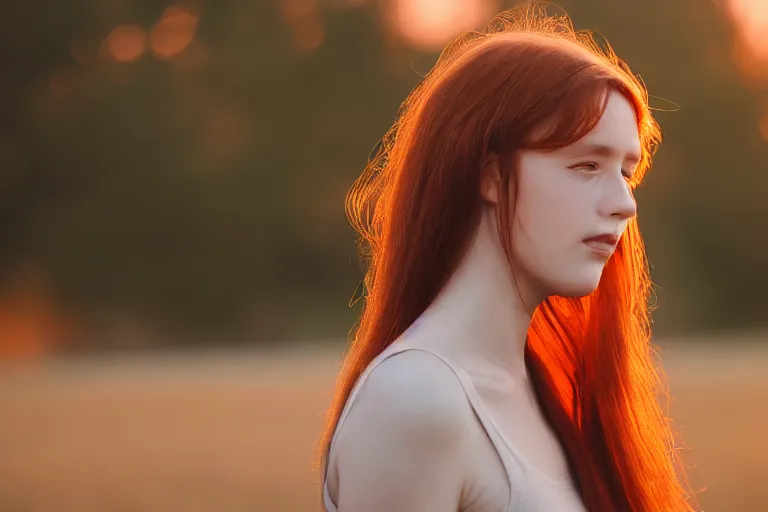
[573, 162, 633, 180]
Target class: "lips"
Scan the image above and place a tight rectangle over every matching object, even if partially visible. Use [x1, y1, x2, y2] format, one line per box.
[583, 234, 619, 246]
[583, 233, 620, 256]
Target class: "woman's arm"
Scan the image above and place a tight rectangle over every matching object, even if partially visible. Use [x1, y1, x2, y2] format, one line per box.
[331, 350, 472, 512]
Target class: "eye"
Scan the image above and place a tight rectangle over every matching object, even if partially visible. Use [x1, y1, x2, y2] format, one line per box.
[571, 162, 599, 171]
[573, 162, 635, 182]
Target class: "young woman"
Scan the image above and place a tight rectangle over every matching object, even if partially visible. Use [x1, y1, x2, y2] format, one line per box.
[316, 4, 699, 511]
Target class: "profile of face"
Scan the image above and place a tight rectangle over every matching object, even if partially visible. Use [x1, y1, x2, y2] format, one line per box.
[482, 90, 641, 301]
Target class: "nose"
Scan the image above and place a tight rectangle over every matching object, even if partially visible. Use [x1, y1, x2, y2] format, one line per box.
[602, 175, 637, 220]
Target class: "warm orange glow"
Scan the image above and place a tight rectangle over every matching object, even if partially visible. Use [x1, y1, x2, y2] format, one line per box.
[388, 0, 499, 51]
[760, 113, 768, 142]
[730, 43, 768, 84]
[292, 16, 325, 52]
[106, 25, 147, 62]
[725, 0, 768, 84]
[150, 5, 199, 60]
[280, 0, 316, 21]
[0, 277, 78, 363]
[279, 0, 325, 53]
[726, 0, 768, 61]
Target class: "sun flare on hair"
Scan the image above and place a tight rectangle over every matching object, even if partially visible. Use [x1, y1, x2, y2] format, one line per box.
[386, 0, 499, 51]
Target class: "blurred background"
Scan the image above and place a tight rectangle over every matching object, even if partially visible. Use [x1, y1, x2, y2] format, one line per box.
[0, 0, 766, 510]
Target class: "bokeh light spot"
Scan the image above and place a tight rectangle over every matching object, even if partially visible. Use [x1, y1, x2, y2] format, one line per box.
[726, 0, 768, 61]
[387, 0, 499, 51]
[106, 24, 147, 63]
[150, 5, 199, 60]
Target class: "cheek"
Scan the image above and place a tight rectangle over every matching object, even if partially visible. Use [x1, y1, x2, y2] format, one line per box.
[510, 172, 604, 294]
[514, 175, 585, 248]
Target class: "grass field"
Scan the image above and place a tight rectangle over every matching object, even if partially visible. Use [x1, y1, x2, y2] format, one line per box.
[1, 336, 766, 511]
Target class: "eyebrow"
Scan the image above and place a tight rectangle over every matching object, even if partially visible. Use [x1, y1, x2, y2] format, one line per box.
[568, 143, 642, 166]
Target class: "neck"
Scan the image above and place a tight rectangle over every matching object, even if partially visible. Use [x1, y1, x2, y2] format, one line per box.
[428, 207, 541, 380]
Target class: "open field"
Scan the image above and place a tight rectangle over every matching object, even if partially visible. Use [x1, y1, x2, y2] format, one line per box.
[1, 336, 767, 511]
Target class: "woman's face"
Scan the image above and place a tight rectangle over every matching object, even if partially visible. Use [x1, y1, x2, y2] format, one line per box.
[487, 90, 642, 301]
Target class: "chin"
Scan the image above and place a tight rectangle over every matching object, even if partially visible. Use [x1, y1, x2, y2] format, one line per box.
[550, 271, 604, 298]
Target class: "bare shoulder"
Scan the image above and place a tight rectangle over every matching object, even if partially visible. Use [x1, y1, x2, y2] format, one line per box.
[329, 349, 474, 511]
[342, 349, 472, 444]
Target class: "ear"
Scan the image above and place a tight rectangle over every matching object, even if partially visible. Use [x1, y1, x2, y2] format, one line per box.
[480, 153, 501, 205]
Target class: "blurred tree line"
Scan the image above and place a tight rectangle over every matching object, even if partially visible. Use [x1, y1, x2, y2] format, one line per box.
[0, 0, 765, 350]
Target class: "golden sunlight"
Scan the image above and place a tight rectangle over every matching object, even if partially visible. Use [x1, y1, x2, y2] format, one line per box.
[387, 0, 499, 51]
[726, 0, 768, 60]
[724, 0, 768, 83]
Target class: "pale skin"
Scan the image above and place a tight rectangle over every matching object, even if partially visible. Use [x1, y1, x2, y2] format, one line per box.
[327, 91, 641, 511]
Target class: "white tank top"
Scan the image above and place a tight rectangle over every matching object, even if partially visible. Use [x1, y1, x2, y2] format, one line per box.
[322, 336, 588, 511]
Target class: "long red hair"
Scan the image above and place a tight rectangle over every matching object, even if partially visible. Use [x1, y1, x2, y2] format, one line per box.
[317, 4, 699, 511]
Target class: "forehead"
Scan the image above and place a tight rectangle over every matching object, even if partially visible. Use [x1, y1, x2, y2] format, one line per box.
[561, 92, 641, 156]
[522, 89, 642, 156]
